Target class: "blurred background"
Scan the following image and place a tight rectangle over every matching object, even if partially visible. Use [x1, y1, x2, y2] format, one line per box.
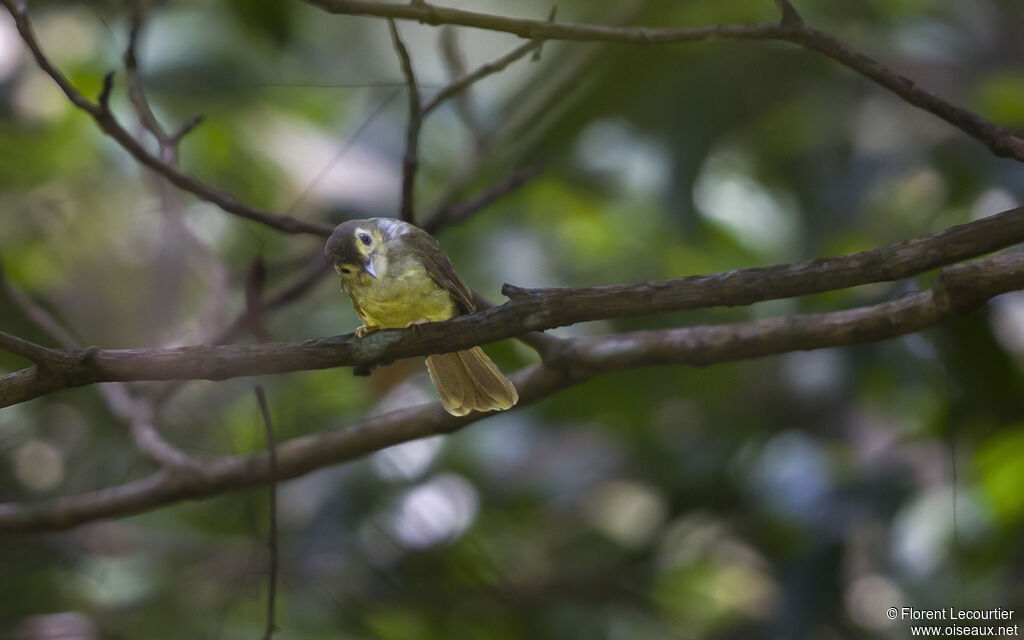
[2, 0, 1024, 638]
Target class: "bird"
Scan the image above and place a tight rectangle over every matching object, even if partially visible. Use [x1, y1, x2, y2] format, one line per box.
[324, 217, 518, 416]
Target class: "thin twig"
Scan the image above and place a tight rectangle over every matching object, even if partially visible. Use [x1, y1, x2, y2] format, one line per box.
[285, 87, 402, 216]
[124, 3, 171, 153]
[0, 330, 64, 368]
[422, 164, 545, 233]
[245, 255, 274, 343]
[422, 37, 542, 117]
[254, 385, 279, 640]
[0, 264, 80, 348]
[773, 0, 804, 27]
[99, 382, 200, 469]
[387, 18, 421, 223]
[437, 27, 487, 151]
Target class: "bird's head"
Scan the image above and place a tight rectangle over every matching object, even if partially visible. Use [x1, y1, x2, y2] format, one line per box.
[325, 219, 387, 280]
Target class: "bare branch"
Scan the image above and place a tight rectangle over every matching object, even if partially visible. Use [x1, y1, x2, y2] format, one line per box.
[124, 4, 170, 149]
[299, 0, 1024, 163]
[0, 330, 64, 368]
[773, 0, 803, 27]
[2, 251, 1023, 532]
[437, 27, 487, 150]
[422, 37, 542, 117]
[0, 0, 334, 236]
[0, 265, 79, 348]
[471, 291, 560, 358]
[169, 114, 204, 145]
[245, 255, 274, 343]
[97, 70, 115, 111]
[98, 383, 200, 469]
[254, 386, 279, 640]
[2, 206, 1024, 408]
[211, 254, 332, 347]
[387, 18, 422, 223]
[422, 164, 545, 233]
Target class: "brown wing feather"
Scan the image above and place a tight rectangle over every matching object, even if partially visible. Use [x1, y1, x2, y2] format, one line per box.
[402, 226, 476, 314]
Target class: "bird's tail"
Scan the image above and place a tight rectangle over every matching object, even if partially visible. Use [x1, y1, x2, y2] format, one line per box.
[425, 347, 518, 416]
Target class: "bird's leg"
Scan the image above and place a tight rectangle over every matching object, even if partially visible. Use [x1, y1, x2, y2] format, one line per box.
[355, 324, 381, 338]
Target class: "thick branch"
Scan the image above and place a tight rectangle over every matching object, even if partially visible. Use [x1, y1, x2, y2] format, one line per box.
[2, 252, 1022, 532]
[0, 0, 334, 236]
[2, 207, 1023, 408]
[300, 0, 1024, 163]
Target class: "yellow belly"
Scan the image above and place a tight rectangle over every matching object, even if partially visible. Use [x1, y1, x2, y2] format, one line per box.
[344, 262, 457, 328]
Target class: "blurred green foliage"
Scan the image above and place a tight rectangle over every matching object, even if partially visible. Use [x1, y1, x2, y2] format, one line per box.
[1, 0, 1023, 638]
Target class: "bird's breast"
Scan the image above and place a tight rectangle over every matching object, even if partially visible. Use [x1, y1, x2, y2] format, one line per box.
[345, 258, 457, 327]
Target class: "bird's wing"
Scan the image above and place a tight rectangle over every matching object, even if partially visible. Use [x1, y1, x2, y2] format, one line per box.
[404, 227, 476, 314]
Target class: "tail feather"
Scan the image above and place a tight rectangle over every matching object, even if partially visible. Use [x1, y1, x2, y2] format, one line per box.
[425, 347, 518, 416]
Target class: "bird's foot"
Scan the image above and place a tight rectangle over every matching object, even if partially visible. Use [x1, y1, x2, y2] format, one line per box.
[355, 324, 381, 338]
[404, 318, 431, 331]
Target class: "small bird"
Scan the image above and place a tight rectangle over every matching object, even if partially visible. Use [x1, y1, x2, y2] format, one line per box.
[324, 217, 518, 416]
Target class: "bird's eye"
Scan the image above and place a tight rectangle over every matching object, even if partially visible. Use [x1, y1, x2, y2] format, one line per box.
[358, 232, 372, 246]
[338, 266, 351, 275]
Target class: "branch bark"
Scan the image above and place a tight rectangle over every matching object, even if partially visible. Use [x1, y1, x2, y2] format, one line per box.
[2, 251, 1022, 533]
[2, 206, 1023, 408]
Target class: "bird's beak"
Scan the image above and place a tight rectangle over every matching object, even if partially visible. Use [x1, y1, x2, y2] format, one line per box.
[363, 256, 377, 279]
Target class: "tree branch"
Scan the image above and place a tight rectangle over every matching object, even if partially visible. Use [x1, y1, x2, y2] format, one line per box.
[422, 164, 545, 233]
[2, 206, 1023, 408]
[98, 382, 201, 469]
[0, 0, 334, 236]
[2, 251, 1022, 533]
[388, 18, 422, 223]
[254, 386, 279, 640]
[422, 36, 542, 117]
[773, 0, 803, 27]
[436, 27, 487, 151]
[0, 331, 64, 369]
[299, 0, 1024, 163]
[124, 4, 172, 154]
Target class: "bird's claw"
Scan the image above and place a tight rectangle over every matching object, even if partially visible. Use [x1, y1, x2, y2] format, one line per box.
[355, 325, 380, 338]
